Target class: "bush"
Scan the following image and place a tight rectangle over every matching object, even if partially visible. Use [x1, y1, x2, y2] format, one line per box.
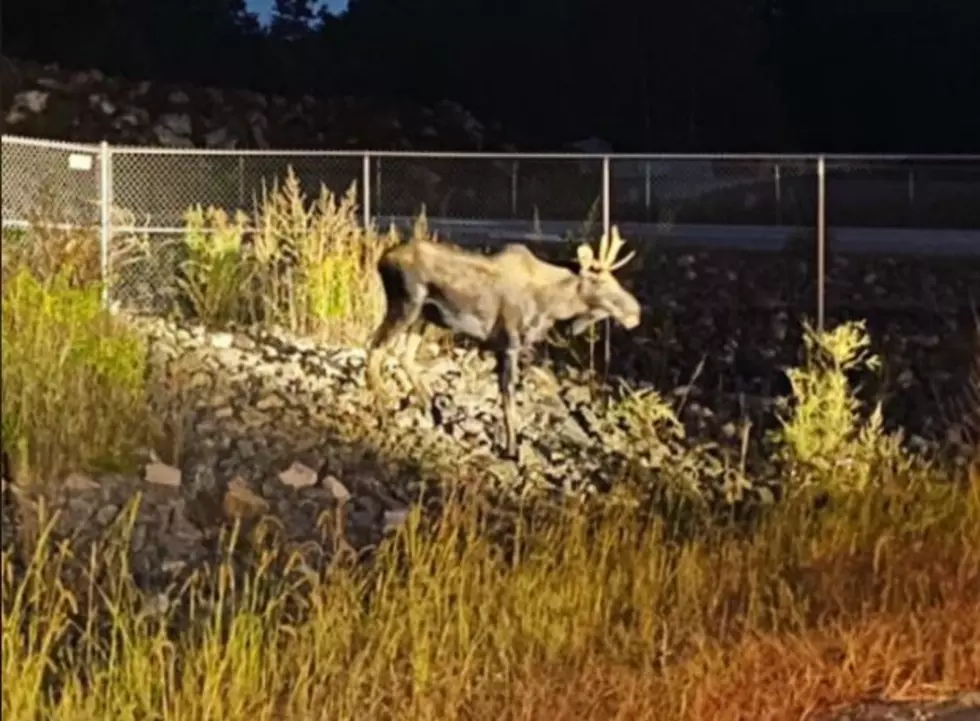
[180, 206, 254, 327]
[768, 319, 914, 499]
[178, 168, 400, 343]
[1, 266, 150, 486]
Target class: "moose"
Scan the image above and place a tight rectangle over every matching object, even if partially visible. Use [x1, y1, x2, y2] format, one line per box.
[365, 226, 642, 458]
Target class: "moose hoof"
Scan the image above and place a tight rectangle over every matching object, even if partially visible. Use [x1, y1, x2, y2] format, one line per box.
[498, 434, 520, 461]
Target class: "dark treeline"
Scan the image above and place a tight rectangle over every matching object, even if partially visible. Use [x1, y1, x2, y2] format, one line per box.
[3, 0, 979, 152]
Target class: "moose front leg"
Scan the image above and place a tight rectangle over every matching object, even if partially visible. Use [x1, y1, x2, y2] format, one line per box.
[496, 347, 521, 459]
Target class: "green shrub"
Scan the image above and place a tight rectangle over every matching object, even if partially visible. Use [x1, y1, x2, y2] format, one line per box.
[768, 319, 912, 499]
[1, 266, 150, 485]
[180, 206, 254, 328]
[176, 168, 401, 343]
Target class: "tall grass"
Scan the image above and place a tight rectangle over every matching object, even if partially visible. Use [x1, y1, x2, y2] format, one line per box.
[1, 267, 150, 486]
[179, 168, 400, 343]
[3, 454, 977, 721]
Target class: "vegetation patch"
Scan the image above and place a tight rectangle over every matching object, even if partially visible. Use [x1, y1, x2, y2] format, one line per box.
[2, 171, 978, 721]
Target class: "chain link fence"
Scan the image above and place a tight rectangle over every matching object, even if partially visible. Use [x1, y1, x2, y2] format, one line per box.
[1, 136, 102, 227]
[4, 134, 980, 323]
[109, 148, 365, 229]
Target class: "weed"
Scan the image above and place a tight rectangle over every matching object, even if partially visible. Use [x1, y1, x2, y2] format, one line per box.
[1, 266, 150, 487]
[180, 206, 254, 328]
[769, 319, 915, 499]
[1, 456, 977, 721]
[177, 168, 400, 344]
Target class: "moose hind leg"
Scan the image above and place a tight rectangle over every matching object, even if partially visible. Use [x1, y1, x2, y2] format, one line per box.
[366, 302, 422, 399]
[496, 348, 521, 459]
[400, 323, 434, 413]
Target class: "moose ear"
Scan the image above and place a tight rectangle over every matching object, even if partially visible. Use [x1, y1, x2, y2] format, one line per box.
[576, 244, 595, 271]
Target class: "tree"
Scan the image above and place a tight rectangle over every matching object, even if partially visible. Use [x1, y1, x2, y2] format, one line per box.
[271, 0, 318, 41]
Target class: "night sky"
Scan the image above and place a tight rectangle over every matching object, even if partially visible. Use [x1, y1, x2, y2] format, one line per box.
[246, 0, 349, 24]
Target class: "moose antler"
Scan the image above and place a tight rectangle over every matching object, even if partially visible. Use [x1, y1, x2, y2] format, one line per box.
[576, 225, 636, 273]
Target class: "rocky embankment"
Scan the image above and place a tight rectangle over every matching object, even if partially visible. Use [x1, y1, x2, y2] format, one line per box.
[0, 55, 511, 151]
[5, 245, 977, 586]
[2, 311, 769, 588]
[820, 693, 980, 721]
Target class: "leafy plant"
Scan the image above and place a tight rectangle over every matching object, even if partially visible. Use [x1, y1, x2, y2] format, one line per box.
[768, 320, 911, 498]
[179, 205, 253, 328]
[1, 266, 150, 485]
[178, 167, 403, 343]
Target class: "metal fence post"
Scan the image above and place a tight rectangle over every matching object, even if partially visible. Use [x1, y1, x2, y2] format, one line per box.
[510, 160, 519, 217]
[644, 161, 652, 219]
[601, 154, 612, 371]
[601, 155, 611, 239]
[375, 157, 383, 220]
[773, 162, 782, 206]
[362, 152, 372, 229]
[816, 154, 826, 333]
[99, 140, 113, 310]
[237, 156, 245, 208]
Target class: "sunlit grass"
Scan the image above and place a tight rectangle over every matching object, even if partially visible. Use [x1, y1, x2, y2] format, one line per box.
[3, 465, 978, 721]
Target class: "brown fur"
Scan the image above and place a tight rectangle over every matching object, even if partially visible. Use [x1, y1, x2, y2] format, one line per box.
[365, 235, 642, 458]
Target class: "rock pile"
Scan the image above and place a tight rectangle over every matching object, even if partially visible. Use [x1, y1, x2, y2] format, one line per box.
[3, 239, 978, 590]
[0, 55, 512, 151]
[1, 312, 767, 589]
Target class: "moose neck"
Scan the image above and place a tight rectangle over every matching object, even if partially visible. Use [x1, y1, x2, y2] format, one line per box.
[537, 271, 590, 322]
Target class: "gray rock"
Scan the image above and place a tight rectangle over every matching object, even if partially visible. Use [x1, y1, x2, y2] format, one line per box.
[256, 393, 285, 411]
[322, 475, 352, 504]
[95, 504, 120, 526]
[383, 508, 411, 533]
[210, 332, 234, 349]
[223, 477, 270, 519]
[145, 462, 181, 488]
[204, 126, 236, 149]
[64, 472, 100, 491]
[16, 89, 49, 114]
[153, 125, 194, 147]
[247, 110, 269, 148]
[153, 113, 193, 146]
[158, 112, 192, 135]
[278, 461, 318, 489]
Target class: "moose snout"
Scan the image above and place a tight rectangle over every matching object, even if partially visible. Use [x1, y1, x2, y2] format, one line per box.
[619, 298, 642, 330]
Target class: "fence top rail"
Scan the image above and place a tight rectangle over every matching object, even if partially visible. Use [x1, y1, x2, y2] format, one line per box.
[4, 133, 980, 162]
[1, 134, 101, 153]
[97, 146, 980, 162]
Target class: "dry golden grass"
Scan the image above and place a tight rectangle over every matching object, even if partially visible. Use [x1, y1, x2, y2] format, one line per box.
[2, 174, 979, 721]
[2, 466, 978, 721]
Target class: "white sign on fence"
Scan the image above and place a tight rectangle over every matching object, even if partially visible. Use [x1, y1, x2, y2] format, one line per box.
[68, 153, 94, 171]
